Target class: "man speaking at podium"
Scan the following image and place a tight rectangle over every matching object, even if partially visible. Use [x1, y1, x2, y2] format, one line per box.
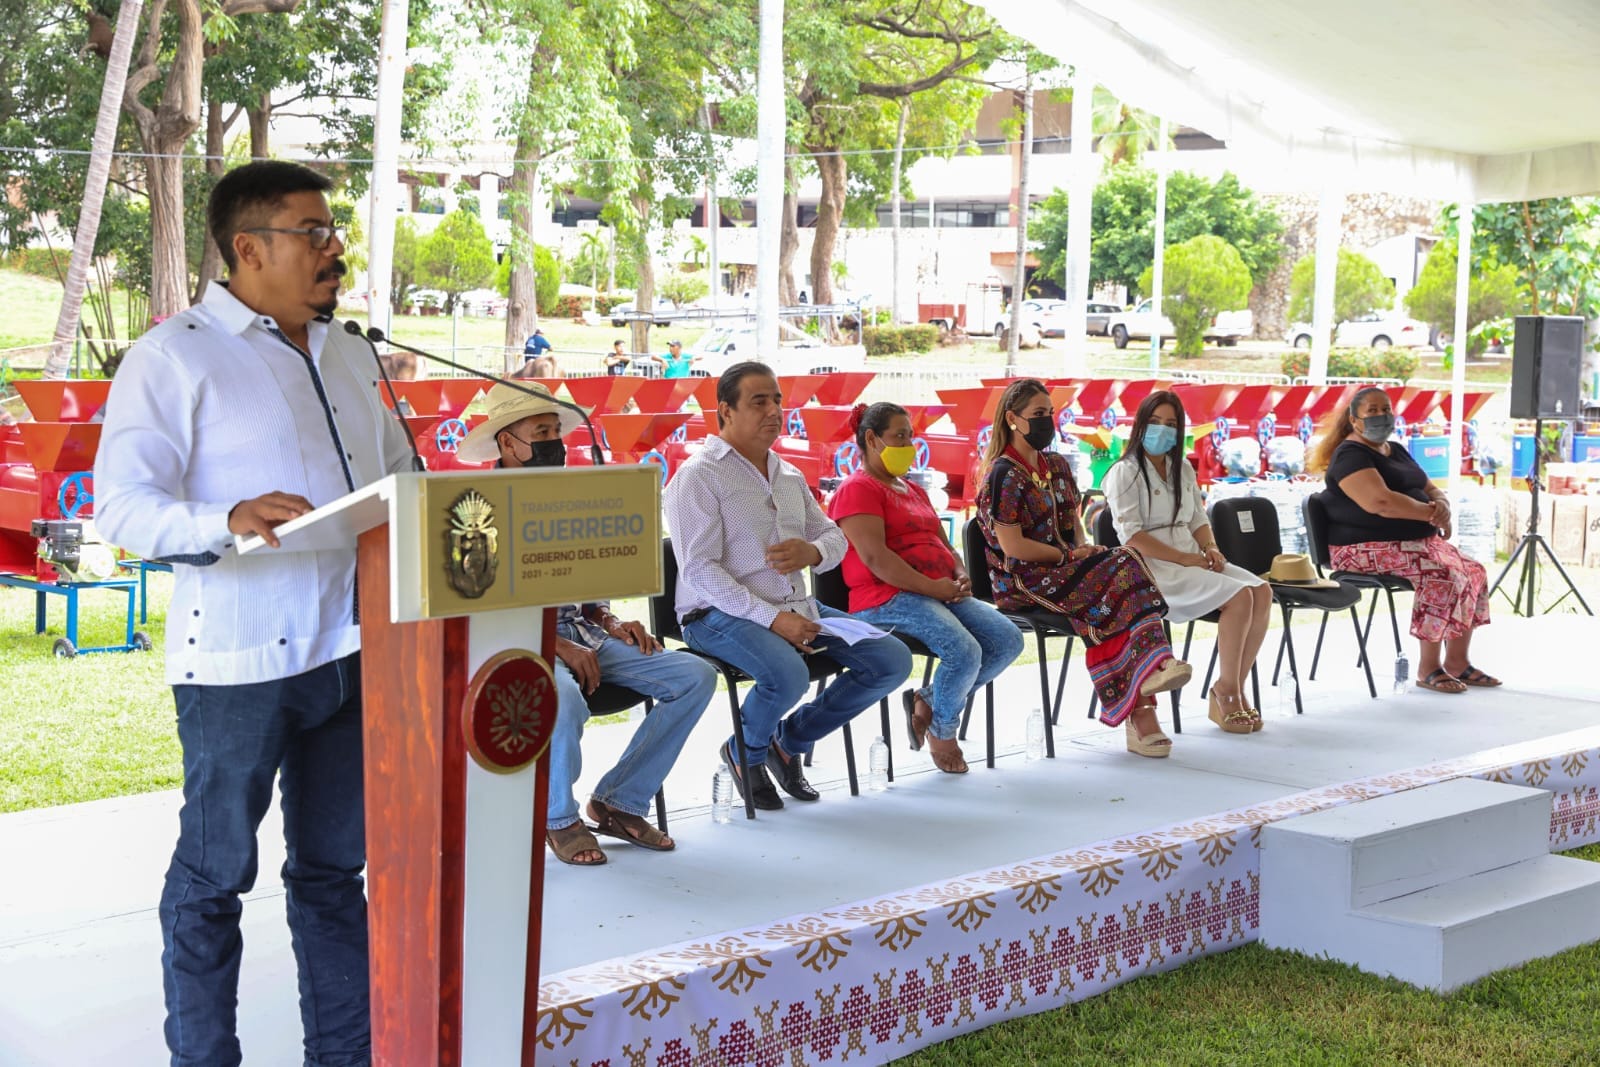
[458, 383, 716, 866]
[95, 161, 417, 1066]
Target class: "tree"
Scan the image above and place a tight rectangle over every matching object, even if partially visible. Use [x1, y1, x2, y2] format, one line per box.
[1442, 199, 1600, 321]
[1136, 235, 1251, 358]
[1091, 88, 1167, 166]
[1403, 239, 1522, 356]
[416, 210, 495, 312]
[1287, 247, 1393, 333]
[1033, 165, 1282, 297]
[658, 273, 709, 307]
[44, 0, 145, 380]
[390, 215, 420, 313]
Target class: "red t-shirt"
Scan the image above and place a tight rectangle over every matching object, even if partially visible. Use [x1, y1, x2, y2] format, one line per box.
[828, 470, 958, 612]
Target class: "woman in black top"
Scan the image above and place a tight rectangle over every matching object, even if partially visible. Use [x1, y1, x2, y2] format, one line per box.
[1310, 386, 1497, 694]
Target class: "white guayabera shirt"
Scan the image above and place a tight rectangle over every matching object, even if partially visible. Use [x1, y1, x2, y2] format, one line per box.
[94, 282, 415, 686]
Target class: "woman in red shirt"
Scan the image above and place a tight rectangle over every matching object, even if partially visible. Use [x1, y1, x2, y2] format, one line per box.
[829, 403, 1025, 773]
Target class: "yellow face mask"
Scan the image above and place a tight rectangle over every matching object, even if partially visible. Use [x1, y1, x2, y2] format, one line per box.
[879, 444, 917, 477]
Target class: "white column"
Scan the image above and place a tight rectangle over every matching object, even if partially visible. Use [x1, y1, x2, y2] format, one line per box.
[1148, 116, 1169, 372]
[1061, 72, 1095, 375]
[366, 0, 410, 338]
[1447, 203, 1474, 512]
[478, 173, 500, 243]
[442, 170, 461, 215]
[1308, 184, 1344, 384]
[754, 0, 784, 353]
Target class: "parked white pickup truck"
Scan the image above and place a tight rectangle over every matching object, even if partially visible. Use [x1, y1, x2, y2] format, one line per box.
[1106, 299, 1254, 348]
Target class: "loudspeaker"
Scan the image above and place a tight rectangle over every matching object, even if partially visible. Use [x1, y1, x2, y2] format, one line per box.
[1511, 315, 1584, 419]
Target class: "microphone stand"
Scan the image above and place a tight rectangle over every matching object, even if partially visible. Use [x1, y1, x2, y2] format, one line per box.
[366, 326, 606, 467]
[343, 320, 426, 471]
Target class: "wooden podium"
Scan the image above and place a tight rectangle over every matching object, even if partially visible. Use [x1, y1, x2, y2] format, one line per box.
[240, 466, 662, 1066]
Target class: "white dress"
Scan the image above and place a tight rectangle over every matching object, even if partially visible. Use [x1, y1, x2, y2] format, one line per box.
[1102, 456, 1265, 624]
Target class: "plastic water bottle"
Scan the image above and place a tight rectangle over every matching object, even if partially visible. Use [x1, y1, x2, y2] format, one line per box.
[710, 763, 734, 824]
[1278, 667, 1299, 714]
[1025, 707, 1046, 761]
[1393, 650, 1410, 695]
[867, 737, 890, 792]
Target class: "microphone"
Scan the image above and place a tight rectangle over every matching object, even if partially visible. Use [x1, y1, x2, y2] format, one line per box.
[343, 320, 426, 472]
[365, 326, 605, 466]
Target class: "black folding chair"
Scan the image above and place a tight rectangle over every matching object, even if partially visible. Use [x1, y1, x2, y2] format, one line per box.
[1207, 497, 1373, 716]
[812, 565, 1000, 771]
[961, 517, 1068, 757]
[1085, 507, 1203, 733]
[1301, 491, 1413, 680]
[582, 682, 668, 834]
[649, 539, 856, 821]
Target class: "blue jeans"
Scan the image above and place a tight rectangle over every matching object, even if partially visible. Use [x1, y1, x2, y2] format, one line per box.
[683, 605, 912, 764]
[855, 593, 1025, 741]
[549, 632, 717, 830]
[162, 653, 368, 1067]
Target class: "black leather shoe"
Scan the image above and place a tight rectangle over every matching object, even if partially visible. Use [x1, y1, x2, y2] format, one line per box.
[722, 740, 783, 810]
[765, 745, 821, 802]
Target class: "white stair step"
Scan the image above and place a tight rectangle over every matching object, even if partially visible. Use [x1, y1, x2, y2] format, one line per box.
[1261, 778, 1551, 908]
[1349, 854, 1600, 991]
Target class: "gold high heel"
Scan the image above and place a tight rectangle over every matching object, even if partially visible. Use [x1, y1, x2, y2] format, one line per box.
[1125, 710, 1172, 758]
[1208, 690, 1255, 735]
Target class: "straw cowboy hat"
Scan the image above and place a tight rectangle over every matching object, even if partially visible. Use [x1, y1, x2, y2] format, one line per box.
[457, 381, 588, 463]
[1258, 553, 1341, 589]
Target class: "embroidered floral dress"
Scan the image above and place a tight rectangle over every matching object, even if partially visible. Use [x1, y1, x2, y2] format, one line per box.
[977, 448, 1174, 726]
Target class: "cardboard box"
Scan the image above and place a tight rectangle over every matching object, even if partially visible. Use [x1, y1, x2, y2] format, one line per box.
[1552, 495, 1588, 565]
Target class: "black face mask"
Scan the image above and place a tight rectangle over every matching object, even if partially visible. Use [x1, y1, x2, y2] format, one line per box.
[521, 439, 567, 468]
[1016, 414, 1057, 452]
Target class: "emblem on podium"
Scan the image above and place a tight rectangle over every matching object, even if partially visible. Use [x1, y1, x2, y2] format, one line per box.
[462, 649, 556, 773]
[445, 488, 500, 598]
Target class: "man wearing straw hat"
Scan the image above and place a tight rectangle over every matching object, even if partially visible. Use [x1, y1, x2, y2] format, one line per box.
[458, 383, 716, 866]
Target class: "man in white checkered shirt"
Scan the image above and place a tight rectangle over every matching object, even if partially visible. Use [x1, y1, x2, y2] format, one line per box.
[665, 362, 911, 810]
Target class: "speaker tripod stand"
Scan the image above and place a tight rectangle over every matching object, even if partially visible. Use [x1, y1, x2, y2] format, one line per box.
[1488, 418, 1593, 617]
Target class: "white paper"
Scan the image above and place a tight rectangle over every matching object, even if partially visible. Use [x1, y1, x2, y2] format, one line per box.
[814, 616, 893, 645]
[1237, 512, 1256, 533]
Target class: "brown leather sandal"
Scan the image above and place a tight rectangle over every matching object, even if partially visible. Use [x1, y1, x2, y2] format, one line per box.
[547, 822, 607, 866]
[587, 799, 674, 852]
[927, 734, 969, 774]
[1416, 668, 1468, 694]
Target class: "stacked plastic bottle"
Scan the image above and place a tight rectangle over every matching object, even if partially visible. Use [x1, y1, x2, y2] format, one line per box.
[1453, 483, 1500, 566]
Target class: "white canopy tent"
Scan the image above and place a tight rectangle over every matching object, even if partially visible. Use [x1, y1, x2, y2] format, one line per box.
[977, 0, 1600, 504]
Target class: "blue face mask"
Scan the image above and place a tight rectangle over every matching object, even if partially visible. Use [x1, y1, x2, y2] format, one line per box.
[1142, 424, 1179, 455]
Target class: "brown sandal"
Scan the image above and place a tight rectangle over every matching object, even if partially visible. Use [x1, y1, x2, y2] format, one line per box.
[1416, 668, 1468, 694]
[587, 799, 674, 852]
[547, 822, 607, 865]
[927, 734, 969, 774]
[1456, 666, 1502, 688]
[903, 690, 932, 752]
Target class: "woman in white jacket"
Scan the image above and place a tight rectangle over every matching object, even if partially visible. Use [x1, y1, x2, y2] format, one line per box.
[1102, 391, 1272, 735]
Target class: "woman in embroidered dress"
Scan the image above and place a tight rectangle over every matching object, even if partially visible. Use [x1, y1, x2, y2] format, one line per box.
[975, 379, 1191, 757]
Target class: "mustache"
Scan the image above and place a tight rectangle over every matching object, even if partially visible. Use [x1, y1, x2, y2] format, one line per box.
[316, 260, 348, 283]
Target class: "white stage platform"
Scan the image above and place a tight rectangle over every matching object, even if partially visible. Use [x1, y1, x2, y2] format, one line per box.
[3, 615, 1599, 1065]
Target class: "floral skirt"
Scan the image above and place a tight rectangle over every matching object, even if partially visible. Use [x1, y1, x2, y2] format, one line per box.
[1329, 537, 1489, 643]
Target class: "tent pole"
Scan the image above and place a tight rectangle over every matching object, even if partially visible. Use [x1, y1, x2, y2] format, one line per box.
[1062, 71, 1094, 375]
[1308, 184, 1342, 385]
[754, 0, 784, 354]
[1447, 203, 1473, 516]
[366, 0, 409, 341]
[1148, 116, 1168, 373]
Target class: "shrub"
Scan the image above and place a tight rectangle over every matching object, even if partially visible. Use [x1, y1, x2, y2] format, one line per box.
[5, 248, 70, 280]
[1136, 235, 1252, 358]
[1287, 248, 1393, 328]
[863, 324, 939, 356]
[553, 295, 589, 319]
[1279, 346, 1420, 384]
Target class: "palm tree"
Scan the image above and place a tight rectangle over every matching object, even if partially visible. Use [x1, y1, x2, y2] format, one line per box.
[44, 0, 145, 380]
[577, 229, 608, 310]
[1091, 87, 1169, 166]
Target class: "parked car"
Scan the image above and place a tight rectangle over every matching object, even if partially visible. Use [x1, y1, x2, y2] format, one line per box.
[1086, 301, 1121, 336]
[458, 288, 508, 317]
[1106, 299, 1254, 348]
[610, 297, 677, 328]
[1002, 299, 1124, 337]
[688, 323, 867, 377]
[1286, 312, 1429, 349]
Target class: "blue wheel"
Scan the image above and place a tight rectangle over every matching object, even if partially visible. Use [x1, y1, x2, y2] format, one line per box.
[1211, 416, 1231, 450]
[1394, 416, 1408, 439]
[1256, 413, 1277, 446]
[1099, 408, 1117, 431]
[669, 423, 688, 444]
[435, 418, 469, 454]
[912, 437, 931, 471]
[786, 409, 807, 439]
[834, 441, 862, 476]
[642, 450, 669, 485]
[1298, 414, 1314, 443]
[1057, 409, 1077, 435]
[976, 425, 993, 452]
[57, 471, 93, 519]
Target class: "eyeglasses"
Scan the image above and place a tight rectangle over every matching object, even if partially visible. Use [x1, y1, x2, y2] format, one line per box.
[243, 225, 343, 250]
